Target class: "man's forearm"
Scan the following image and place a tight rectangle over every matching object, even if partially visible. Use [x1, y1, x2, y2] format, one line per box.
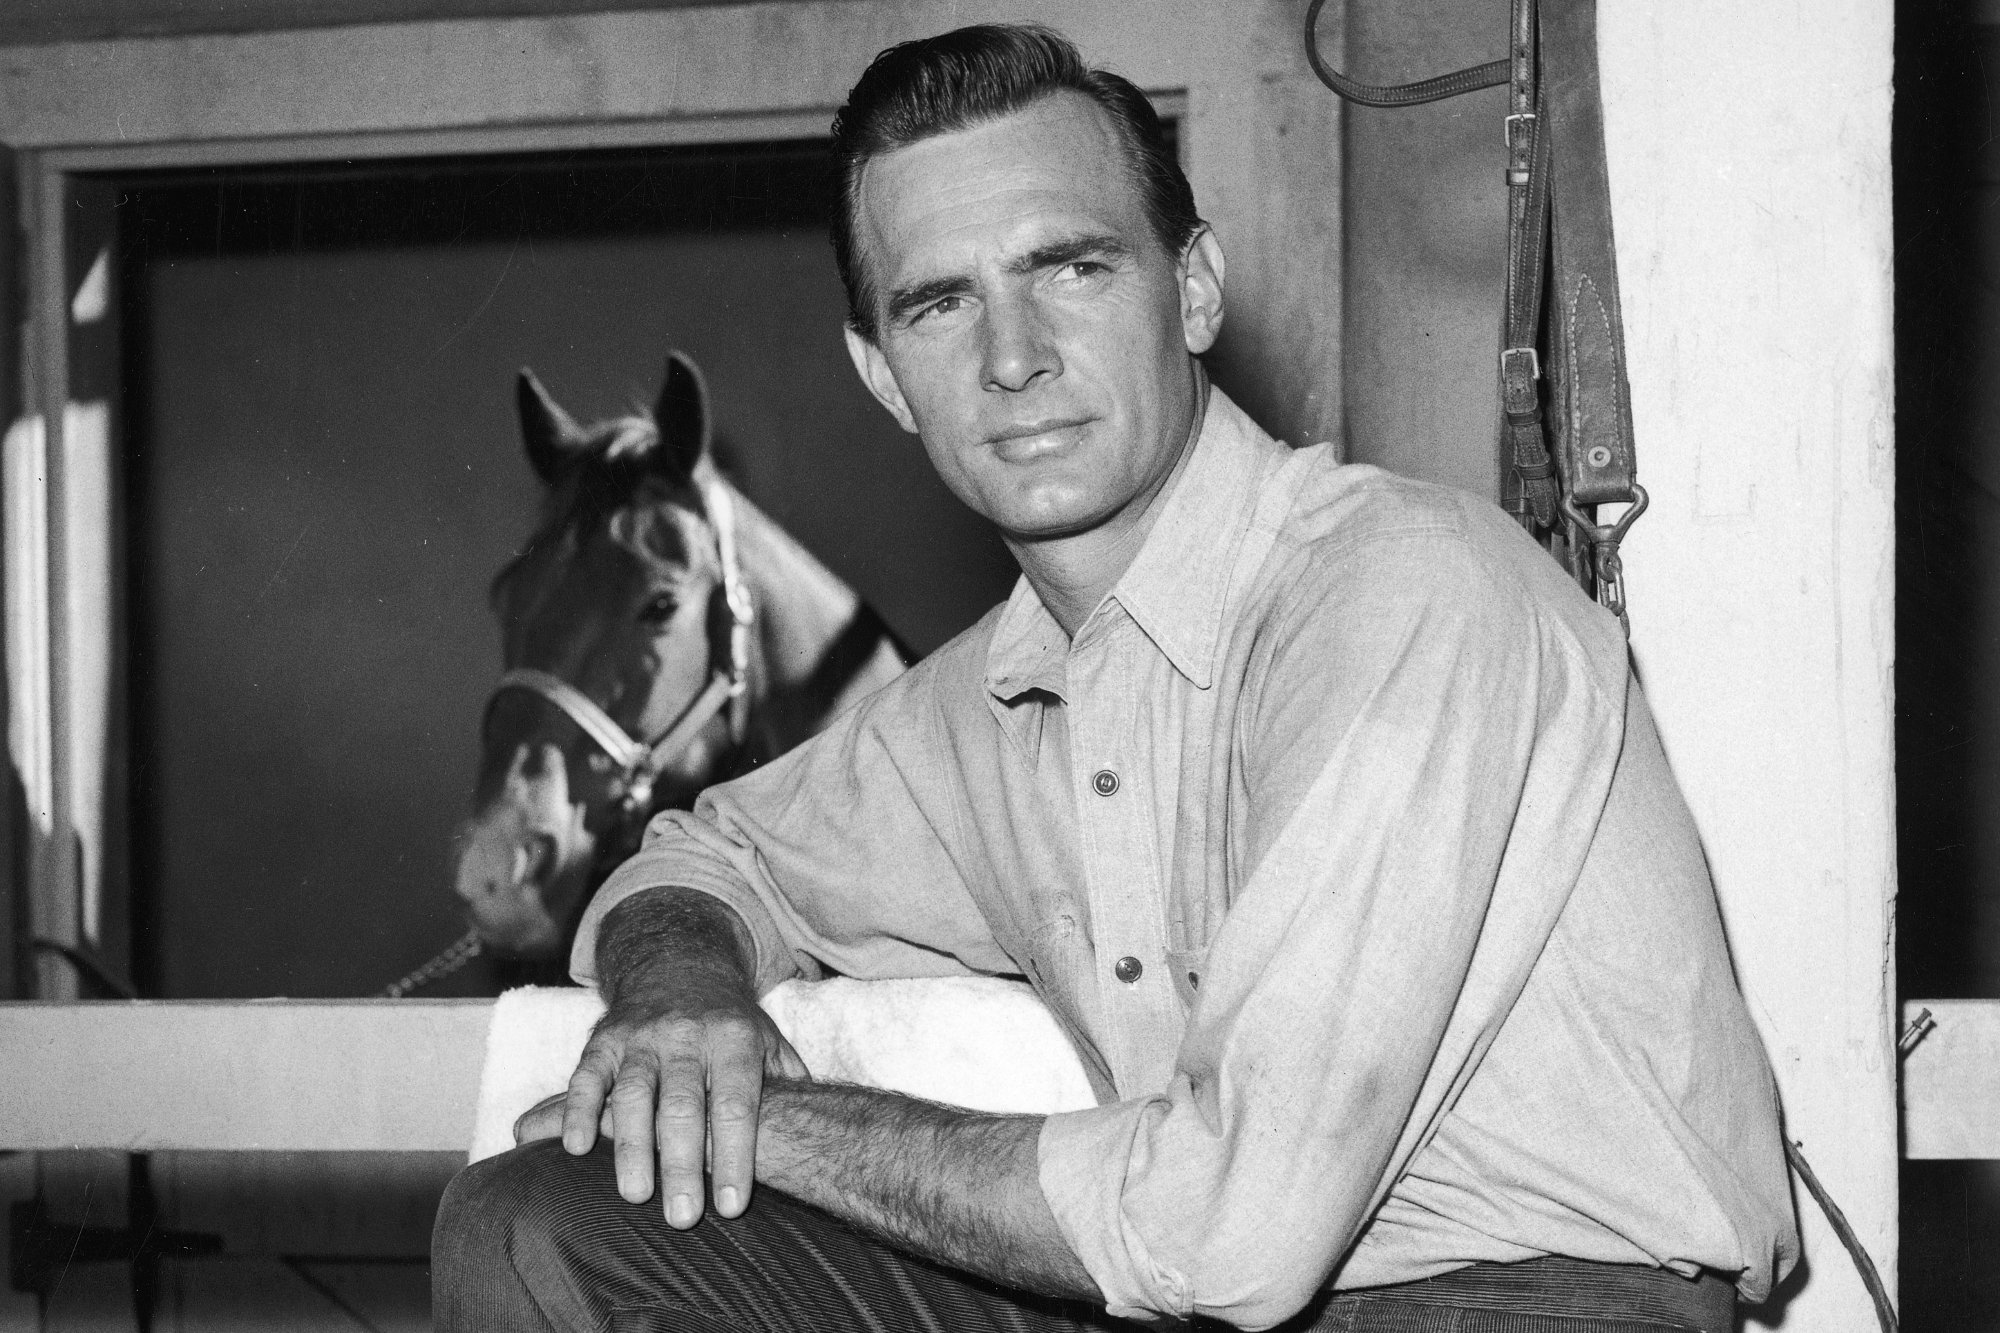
[756, 1079, 1100, 1301]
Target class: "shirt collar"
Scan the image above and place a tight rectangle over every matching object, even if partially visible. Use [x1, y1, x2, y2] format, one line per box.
[1114, 386, 1284, 689]
[983, 384, 1285, 700]
[985, 573, 1072, 704]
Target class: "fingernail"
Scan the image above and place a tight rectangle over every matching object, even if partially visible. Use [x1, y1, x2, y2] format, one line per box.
[718, 1185, 742, 1215]
[670, 1193, 699, 1227]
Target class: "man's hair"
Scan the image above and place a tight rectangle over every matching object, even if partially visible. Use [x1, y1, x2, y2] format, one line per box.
[830, 24, 1203, 341]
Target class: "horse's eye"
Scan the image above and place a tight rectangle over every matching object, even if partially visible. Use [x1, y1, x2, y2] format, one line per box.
[639, 592, 679, 626]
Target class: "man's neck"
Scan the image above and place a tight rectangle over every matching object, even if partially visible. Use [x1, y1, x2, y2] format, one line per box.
[1007, 374, 1209, 640]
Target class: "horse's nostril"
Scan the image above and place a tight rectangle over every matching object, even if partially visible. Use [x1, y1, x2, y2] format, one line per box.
[523, 833, 557, 885]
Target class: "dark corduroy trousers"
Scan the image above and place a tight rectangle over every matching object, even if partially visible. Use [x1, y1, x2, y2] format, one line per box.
[432, 1139, 1119, 1333]
[432, 1140, 1734, 1333]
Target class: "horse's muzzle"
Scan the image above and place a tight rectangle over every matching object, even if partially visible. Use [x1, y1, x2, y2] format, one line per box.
[453, 742, 595, 959]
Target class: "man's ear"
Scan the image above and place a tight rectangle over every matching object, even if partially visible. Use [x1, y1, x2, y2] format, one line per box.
[843, 326, 920, 435]
[1179, 226, 1226, 356]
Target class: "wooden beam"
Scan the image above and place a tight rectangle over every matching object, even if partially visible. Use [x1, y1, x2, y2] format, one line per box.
[5, 997, 1997, 1160]
[0, 0, 746, 49]
[1902, 998, 2000, 1159]
[0, 3, 1209, 153]
[0, 999, 492, 1151]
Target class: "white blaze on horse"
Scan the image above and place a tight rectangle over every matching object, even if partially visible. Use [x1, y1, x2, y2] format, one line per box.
[453, 352, 908, 962]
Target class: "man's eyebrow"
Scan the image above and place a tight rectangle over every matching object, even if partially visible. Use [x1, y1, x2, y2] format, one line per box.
[885, 275, 975, 325]
[1005, 234, 1133, 275]
[882, 235, 1135, 325]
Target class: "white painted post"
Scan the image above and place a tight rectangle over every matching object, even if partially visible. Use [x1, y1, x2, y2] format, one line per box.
[1601, 4, 1898, 1328]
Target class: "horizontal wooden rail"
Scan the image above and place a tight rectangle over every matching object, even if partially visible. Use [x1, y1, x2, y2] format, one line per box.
[0, 1000, 492, 1151]
[2, 998, 1995, 1157]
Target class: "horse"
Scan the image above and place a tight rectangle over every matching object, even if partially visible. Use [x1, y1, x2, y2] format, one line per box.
[452, 352, 909, 965]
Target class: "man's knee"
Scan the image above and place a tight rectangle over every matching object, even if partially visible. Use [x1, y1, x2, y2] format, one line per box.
[433, 1140, 591, 1330]
[439, 1141, 542, 1248]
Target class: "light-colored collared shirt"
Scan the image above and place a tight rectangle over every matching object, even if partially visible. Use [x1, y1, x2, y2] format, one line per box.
[574, 389, 1799, 1328]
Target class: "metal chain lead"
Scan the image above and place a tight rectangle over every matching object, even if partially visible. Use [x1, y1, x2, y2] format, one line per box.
[379, 929, 483, 998]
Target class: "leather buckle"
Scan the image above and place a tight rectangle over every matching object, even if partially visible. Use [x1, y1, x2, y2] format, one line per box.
[1499, 345, 1540, 382]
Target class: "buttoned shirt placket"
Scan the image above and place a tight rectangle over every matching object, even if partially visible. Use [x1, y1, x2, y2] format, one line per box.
[1059, 603, 1185, 1096]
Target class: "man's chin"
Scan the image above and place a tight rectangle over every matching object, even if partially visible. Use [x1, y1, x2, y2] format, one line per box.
[993, 484, 1149, 546]
[1003, 514, 1109, 547]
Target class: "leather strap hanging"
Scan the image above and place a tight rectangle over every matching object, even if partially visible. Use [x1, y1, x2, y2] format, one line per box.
[1538, 0, 1645, 624]
[1304, 0, 1645, 630]
[1500, 0, 1560, 530]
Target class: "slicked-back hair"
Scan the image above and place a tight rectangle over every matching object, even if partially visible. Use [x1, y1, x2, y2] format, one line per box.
[830, 24, 1203, 341]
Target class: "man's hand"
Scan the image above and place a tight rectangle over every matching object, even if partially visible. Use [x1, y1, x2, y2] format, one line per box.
[510, 891, 1094, 1300]
[513, 889, 808, 1227]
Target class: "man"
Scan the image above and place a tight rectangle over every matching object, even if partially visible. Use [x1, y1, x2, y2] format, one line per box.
[435, 24, 1798, 1332]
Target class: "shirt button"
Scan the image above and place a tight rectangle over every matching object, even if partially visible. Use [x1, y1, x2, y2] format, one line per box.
[1092, 769, 1120, 797]
[1114, 955, 1144, 983]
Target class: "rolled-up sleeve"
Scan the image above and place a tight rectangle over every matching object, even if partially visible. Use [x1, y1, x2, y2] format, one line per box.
[1037, 530, 1628, 1328]
[570, 659, 1016, 992]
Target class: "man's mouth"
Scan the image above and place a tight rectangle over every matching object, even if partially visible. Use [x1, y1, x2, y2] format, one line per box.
[986, 417, 1091, 462]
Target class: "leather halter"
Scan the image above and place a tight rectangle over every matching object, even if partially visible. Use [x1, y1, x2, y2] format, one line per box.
[487, 479, 754, 819]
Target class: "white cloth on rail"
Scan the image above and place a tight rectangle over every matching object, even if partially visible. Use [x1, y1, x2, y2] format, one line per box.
[468, 976, 1096, 1162]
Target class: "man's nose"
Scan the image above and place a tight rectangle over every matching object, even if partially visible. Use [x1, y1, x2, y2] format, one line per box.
[980, 294, 1061, 392]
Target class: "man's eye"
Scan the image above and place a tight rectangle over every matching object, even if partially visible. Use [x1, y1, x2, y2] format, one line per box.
[917, 294, 966, 322]
[1057, 261, 1107, 281]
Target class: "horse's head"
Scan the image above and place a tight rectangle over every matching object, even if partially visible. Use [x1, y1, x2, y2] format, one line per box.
[454, 352, 751, 960]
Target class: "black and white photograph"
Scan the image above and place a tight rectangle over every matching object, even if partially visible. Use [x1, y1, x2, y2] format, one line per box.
[0, 0, 1981, 1330]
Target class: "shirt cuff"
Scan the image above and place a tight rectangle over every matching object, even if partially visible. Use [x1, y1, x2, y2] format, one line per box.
[1038, 1098, 1192, 1322]
[567, 843, 796, 994]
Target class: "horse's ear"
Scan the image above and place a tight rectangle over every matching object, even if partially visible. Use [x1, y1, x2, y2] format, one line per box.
[651, 351, 711, 479]
[516, 369, 590, 484]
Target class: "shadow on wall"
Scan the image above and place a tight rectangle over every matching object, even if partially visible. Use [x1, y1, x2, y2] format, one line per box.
[4, 758, 25, 998]
[1895, 2, 2000, 1328]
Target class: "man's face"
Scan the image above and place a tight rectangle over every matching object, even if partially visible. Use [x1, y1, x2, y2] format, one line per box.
[844, 92, 1223, 546]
